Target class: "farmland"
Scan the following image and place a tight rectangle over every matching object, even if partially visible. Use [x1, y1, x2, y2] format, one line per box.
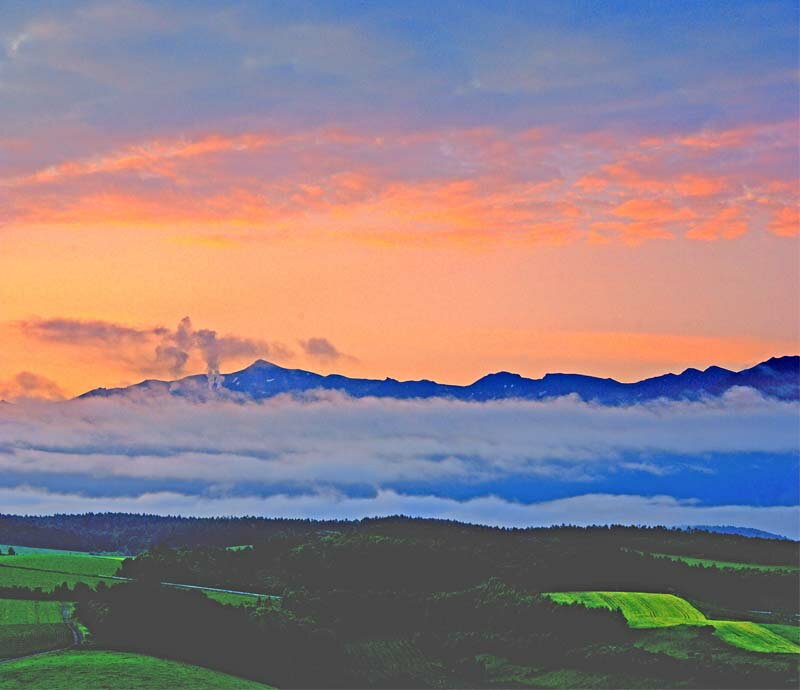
[652, 553, 799, 573]
[0, 518, 796, 688]
[0, 599, 71, 659]
[0, 546, 270, 607]
[0, 650, 272, 689]
[544, 591, 800, 654]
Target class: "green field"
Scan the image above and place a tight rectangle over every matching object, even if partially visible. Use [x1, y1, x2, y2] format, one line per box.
[545, 591, 706, 628]
[0, 598, 71, 660]
[652, 553, 799, 572]
[710, 621, 800, 654]
[0, 599, 63, 625]
[0, 650, 272, 689]
[0, 554, 122, 578]
[0, 564, 114, 592]
[0, 546, 124, 593]
[544, 591, 800, 655]
[0, 545, 124, 558]
[762, 625, 800, 645]
[199, 590, 270, 607]
[0, 546, 278, 612]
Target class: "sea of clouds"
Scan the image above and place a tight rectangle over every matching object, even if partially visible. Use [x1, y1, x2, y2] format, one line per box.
[1, 387, 797, 537]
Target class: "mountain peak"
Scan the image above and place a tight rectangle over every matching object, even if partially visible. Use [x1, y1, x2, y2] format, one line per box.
[250, 359, 282, 369]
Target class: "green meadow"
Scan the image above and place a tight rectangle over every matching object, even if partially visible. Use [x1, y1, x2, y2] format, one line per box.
[0, 650, 272, 689]
[544, 591, 800, 654]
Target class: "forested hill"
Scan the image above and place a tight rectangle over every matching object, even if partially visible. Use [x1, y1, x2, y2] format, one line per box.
[0, 513, 796, 566]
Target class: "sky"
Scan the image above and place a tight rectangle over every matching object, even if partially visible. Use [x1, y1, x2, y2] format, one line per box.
[1, 1, 798, 532]
[0, 0, 798, 397]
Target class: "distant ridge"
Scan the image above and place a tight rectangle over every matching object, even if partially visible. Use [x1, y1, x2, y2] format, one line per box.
[688, 525, 794, 541]
[77, 355, 800, 405]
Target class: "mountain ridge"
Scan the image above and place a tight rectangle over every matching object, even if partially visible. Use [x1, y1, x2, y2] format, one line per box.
[78, 355, 800, 404]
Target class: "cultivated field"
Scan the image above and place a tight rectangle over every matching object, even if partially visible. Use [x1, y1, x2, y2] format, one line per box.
[544, 591, 800, 654]
[652, 553, 799, 572]
[0, 650, 272, 689]
[0, 599, 71, 659]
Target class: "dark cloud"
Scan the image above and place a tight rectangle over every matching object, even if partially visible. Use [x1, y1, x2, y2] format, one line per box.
[299, 337, 353, 362]
[18, 316, 293, 382]
[19, 318, 162, 345]
[0, 371, 66, 401]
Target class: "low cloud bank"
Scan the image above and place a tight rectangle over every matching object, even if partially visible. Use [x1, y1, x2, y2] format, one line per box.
[0, 390, 796, 534]
[1, 486, 797, 539]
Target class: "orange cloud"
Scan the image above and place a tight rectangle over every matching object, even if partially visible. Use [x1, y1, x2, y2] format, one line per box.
[590, 220, 674, 245]
[686, 206, 748, 241]
[673, 174, 728, 197]
[611, 198, 694, 222]
[767, 206, 800, 237]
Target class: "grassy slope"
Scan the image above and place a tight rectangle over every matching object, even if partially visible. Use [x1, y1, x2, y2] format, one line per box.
[0, 598, 71, 660]
[0, 650, 272, 689]
[544, 591, 800, 655]
[652, 553, 799, 572]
